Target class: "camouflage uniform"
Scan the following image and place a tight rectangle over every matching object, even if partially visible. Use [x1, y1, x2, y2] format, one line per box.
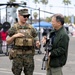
[8, 23, 38, 75]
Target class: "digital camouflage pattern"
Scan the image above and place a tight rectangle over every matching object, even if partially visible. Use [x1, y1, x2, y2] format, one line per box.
[8, 23, 37, 38]
[15, 24, 35, 46]
[12, 53, 34, 75]
[18, 8, 30, 16]
[7, 23, 37, 75]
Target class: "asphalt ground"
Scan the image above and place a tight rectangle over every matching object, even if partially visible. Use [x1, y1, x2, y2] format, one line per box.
[0, 35, 75, 75]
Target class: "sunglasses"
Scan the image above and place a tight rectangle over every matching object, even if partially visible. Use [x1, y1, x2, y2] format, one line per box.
[22, 15, 29, 18]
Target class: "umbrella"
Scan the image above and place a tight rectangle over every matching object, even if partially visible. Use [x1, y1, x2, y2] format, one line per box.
[32, 21, 52, 28]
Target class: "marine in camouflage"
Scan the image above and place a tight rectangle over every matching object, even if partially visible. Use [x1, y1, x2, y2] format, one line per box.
[8, 23, 38, 75]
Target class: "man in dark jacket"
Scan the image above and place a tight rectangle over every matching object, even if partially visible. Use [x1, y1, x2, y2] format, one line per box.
[42, 13, 69, 75]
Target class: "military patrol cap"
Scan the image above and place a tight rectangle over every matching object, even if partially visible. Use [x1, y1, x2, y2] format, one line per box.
[18, 8, 30, 16]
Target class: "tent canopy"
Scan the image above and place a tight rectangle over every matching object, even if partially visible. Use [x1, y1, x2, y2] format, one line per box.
[32, 21, 52, 28]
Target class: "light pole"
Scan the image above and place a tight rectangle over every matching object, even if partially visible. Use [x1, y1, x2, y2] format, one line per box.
[0, 9, 1, 23]
[30, 9, 32, 24]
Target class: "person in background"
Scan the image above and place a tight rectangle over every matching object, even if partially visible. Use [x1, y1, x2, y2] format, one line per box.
[0, 23, 3, 53]
[1, 28, 8, 54]
[1, 22, 10, 54]
[6, 8, 40, 75]
[42, 13, 69, 75]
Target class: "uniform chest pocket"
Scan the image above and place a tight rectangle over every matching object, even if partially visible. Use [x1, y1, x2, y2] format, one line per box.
[15, 37, 34, 46]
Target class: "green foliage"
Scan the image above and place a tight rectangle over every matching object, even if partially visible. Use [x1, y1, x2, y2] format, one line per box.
[40, 0, 48, 5]
[9, 0, 16, 2]
[45, 17, 51, 22]
[33, 12, 38, 19]
[33, 0, 39, 4]
[62, 0, 71, 5]
[33, 0, 48, 5]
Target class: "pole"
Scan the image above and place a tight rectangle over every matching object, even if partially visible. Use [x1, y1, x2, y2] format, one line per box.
[6, 6, 7, 22]
[0, 9, 1, 23]
[38, 8, 42, 54]
[39, 8, 40, 42]
[30, 9, 32, 24]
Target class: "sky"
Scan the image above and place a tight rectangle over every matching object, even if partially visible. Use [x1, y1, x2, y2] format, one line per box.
[0, 0, 75, 19]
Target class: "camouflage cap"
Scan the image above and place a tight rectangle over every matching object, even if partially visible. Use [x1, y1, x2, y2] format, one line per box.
[18, 8, 30, 16]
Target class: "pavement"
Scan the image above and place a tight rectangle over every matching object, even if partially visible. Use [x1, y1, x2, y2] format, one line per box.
[62, 35, 75, 75]
[0, 35, 75, 75]
[34, 35, 75, 75]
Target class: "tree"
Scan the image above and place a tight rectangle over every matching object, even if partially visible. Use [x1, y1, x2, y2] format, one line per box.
[63, 0, 71, 5]
[63, 0, 71, 23]
[33, 0, 39, 8]
[40, 0, 48, 9]
[62, 0, 71, 15]
[64, 16, 71, 23]
[40, 0, 48, 18]
[33, 0, 39, 4]
[9, 0, 16, 2]
[45, 17, 51, 22]
[40, 0, 48, 5]
[33, 12, 38, 22]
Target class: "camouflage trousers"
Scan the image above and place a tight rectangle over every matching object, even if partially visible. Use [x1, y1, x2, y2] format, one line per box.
[12, 54, 34, 75]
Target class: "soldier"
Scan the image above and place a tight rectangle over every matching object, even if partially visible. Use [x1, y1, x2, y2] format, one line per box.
[6, 8, 40, 75]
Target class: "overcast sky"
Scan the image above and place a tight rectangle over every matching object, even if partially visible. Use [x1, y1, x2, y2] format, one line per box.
[0, 0, 75, 18]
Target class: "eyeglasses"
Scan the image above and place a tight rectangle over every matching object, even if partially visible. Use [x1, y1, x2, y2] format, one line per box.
[22, 15, 29, 18]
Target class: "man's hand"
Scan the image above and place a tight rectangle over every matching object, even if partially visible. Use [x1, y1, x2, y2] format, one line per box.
[41, 36, 47, 44]
[36, 41, 41, 49]
[13, 33, 24, 38]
